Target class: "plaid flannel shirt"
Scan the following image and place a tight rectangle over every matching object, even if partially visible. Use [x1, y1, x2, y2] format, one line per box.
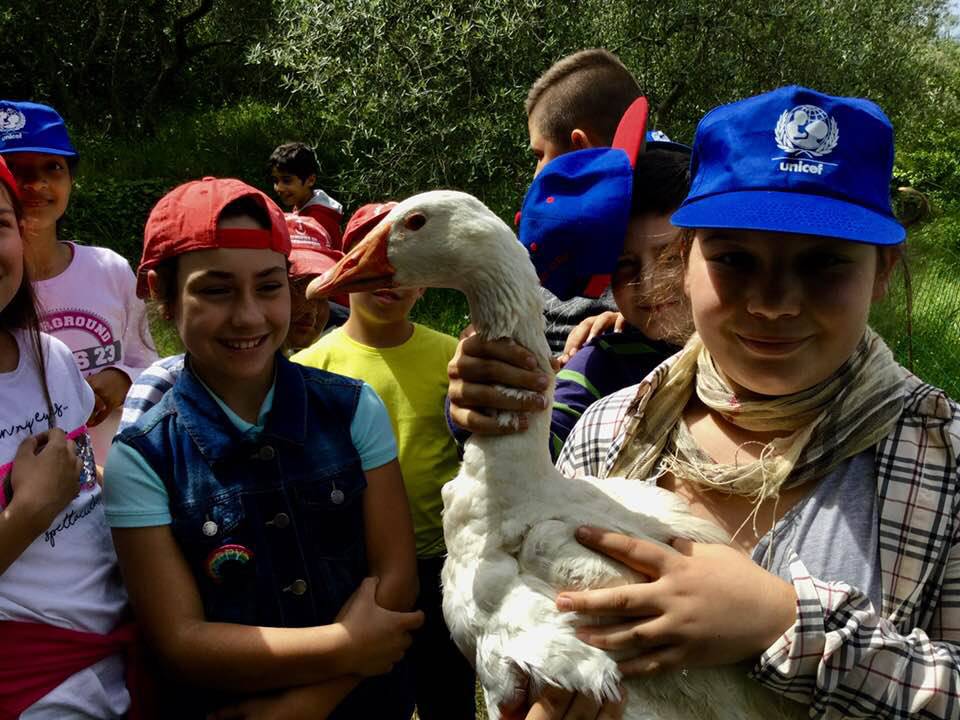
[556, 356, 960, 719]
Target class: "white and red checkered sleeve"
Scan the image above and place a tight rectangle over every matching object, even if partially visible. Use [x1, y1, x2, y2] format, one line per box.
[555, 384, 639, 479]
[751, 551, 960, 718]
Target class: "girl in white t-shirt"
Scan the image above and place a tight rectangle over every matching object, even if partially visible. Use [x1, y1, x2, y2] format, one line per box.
[0, 100, 157, 463]
[0, 156, 130, 718]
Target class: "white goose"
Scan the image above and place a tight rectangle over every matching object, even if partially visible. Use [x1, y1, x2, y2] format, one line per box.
[309, 190, 807, 720]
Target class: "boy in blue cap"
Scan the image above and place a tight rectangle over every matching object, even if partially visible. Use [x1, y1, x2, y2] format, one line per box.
[0, 100, 156, 465]
[524, 49, 642, 352]
[547, 146, 692, 457]
[452, 85, 960, 720]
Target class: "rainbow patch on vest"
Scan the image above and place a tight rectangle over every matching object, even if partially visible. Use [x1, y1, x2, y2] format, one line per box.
[205, 543, 255, 583]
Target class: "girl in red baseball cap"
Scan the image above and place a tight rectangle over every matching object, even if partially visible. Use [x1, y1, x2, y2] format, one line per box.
[0, 156, 134, 717]
[105, 177, 422, 718]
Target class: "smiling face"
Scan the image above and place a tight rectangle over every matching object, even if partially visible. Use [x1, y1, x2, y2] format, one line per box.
[613, 212, 686, 342]
[0, 184, 24, 317]
[171, 221, 289, 395]
[685, 229, 895, 396]
[270, 167, 315, 210]
[3, 152, 72, 232]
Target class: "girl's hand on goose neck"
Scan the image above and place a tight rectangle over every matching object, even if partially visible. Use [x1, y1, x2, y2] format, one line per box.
[556, 527, 797, 674]
[447, 330, 554, 435]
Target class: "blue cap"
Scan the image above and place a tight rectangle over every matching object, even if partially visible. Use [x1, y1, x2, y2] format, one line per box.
[519, 97, 648, 300]
[671, 85, 904, 245]
[645, 130, 691, 154]
[0, 101, 78, 157]
[519, 149, 633, 300]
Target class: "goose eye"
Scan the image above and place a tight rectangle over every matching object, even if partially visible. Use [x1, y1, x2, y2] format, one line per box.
[404, 213, 426, 231]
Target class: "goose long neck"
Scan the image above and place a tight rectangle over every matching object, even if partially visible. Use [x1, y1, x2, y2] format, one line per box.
[462, 267, 552, 375]
[460, 259, 557, 479]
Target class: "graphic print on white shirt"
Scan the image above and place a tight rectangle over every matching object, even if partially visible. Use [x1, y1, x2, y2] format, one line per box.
[40, 307, 123, 373]
[31, 243, 158, 462]
[0, 331, 127, 635]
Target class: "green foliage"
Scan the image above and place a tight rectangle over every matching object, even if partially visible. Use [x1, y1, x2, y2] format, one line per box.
[7, 0, 958, 395]
[411, 289, 470, 338]
[62, 178, 174, 266]
[871, 211, 960, 399]
[0, 0, 279, 131]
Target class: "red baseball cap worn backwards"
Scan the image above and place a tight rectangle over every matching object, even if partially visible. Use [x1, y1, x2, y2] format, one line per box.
[342, 202, 398, 252]
[285, 213, 343, 279]
[137, 177, 291, 298]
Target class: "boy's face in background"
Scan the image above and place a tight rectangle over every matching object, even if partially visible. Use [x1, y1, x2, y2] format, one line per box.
[4, 152, 71, 233]
[350, 287, 425, 327]
[271, 166, 315, 210]
[612, 212, 685, 342]
[287, 275, 330, 351]
[527, 111, 571, 178]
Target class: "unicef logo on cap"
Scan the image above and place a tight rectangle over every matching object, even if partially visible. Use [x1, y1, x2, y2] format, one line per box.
[0, 104, 26, 140]
[775, 105, 839, 158]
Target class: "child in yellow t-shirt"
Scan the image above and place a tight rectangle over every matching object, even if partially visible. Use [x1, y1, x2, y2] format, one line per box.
[292, 203, 474, 720]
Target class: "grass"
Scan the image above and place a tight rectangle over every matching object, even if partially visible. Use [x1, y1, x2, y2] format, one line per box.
[871, 214, 960, 399]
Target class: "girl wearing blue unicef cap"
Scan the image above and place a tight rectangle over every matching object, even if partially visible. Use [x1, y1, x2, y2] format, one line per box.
[453, 86, 960, 718]
[0, 101, 157, 467]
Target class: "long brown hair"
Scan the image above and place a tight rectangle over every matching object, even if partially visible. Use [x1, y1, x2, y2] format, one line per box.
[0, 183, 56, 427]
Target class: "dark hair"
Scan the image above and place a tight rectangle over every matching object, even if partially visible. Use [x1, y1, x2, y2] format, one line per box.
[218, 195, 273, 230]
[526, 49, 641, 147]
[0, 183, 55, 427]
[268, 142, 319, 183]
[631, 149, 692, 217]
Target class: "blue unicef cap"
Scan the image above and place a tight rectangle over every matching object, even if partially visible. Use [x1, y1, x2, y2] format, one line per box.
[671, 85, 904, 245]
[519, 97, 648, 300]
[0, 101, 78, 157]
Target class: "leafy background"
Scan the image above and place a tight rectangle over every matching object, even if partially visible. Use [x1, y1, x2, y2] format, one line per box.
[2, 0, 958, 396]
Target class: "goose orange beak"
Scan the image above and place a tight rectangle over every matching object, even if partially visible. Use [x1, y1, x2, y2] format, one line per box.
[306, 219, 397, 299]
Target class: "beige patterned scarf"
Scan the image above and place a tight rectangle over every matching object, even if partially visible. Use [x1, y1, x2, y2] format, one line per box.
[610, 328, 906, 508]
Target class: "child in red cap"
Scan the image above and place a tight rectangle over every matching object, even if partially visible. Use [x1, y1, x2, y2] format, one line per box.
[104, 177, 422, 718]
[0, 155, 133, 718]
[285, 213, 343, 350]
[269, 142, 344, 249]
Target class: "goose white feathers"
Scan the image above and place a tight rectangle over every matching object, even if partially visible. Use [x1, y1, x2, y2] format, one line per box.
[309, 190, 807, 720]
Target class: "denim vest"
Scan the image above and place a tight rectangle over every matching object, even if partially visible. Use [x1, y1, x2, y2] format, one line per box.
[116, 354, 413, 718]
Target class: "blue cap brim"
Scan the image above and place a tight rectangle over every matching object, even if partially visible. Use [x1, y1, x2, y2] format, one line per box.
[0, 146, 78, 158]
[671, 190, 905, 246]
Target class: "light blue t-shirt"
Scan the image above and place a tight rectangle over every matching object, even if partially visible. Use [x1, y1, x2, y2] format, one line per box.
[104, 369, 396, 528]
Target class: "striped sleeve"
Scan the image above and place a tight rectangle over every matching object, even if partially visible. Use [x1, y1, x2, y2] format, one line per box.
[118, 355, 185, 432]
[751, 553, 960, 718]
[555, 384, 638, 479]
[550, 366, 603, 461]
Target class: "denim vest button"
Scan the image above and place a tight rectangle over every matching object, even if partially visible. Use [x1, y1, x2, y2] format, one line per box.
[258, 445, 276, 461]
[285, 579, 308, 596]
[268, 512, 290, 529]
[202, 520, 218, 537]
